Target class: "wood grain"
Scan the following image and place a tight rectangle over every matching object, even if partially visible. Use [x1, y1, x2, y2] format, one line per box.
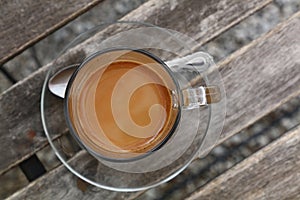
[122, 0, 272, 49]
[7, 151, 135, 200]
[217, 10, 300, 144]
[0, 0, 103, 65]
[0, 0, 271, 176]
[187, 124, 300, 200]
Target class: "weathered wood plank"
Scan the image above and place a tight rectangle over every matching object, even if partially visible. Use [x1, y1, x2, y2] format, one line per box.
[7, 151, 135, 200]
[217, 9, 300, 144]
[0, 0, 271, 175]
[122, 0, 272, 49]
[186, 124, 300, 200]
[0, 0, 104, 65]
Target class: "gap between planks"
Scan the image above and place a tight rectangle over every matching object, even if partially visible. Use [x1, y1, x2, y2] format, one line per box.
[186, 123, 300, 200]
[0, 0, 104, 65]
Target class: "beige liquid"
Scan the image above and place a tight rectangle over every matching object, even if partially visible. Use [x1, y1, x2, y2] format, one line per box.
[95, 61, 176, 152]
[68, 50, 179, 157]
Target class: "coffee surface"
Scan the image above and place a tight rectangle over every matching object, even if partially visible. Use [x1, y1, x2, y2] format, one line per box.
[67, 50, 179, 157]
[94, 61, 174, 151]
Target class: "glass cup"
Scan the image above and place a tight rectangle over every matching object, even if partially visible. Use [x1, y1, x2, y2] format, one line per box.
[41, 22, 226, 191]
[65, 47, 221, 162]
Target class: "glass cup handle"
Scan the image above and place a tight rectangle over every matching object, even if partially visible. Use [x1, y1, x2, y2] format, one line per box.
[182, 86, 221, 109]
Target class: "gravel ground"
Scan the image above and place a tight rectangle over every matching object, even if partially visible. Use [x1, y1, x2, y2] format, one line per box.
[0, 0, 300, 199]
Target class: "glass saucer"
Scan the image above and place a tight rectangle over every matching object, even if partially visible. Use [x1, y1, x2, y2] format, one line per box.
[41, 21, 226, 192]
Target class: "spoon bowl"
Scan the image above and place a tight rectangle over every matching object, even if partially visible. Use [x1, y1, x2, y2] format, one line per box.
[48, 64, 79, 98]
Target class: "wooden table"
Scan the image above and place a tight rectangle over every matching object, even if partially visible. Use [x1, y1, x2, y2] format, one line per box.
[1, 0, 300, 199]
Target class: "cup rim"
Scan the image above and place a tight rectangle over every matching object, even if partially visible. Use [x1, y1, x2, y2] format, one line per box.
[64, 47, 182, 162]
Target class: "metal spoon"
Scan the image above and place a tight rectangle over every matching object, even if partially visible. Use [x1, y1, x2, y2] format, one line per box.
[48, 64, 79, 98]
